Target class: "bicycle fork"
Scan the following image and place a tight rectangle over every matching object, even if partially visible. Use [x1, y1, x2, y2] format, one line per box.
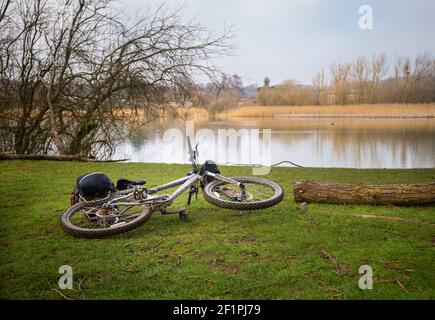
[205, 172, 246, 200]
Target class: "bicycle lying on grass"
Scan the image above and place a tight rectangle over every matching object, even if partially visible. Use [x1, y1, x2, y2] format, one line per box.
[60, 138, 284, 238]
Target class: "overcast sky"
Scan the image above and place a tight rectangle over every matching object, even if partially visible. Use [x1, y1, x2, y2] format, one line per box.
[120, 0, 435, 85]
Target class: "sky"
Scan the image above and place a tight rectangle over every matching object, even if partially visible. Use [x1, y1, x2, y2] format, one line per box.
[119, 0, 435, 86]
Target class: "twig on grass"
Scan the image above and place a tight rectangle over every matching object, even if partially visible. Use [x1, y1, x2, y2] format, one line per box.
[321, 209, 431, 226]
[52, 287, 75, 300]
[354, 214, 428, 225]
[395, 279, 409, 293]
[78, 278, 86, 300]
[335, 256, 341, 274]
[321, 250, 341, 274]
[283, 255, 299, 264]
[151, 240, 164, 253]
[169, 252, 181, 269]
[374, 228, 406, 237]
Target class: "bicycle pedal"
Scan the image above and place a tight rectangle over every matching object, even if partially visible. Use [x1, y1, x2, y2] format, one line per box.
[179, 210, 189, 222]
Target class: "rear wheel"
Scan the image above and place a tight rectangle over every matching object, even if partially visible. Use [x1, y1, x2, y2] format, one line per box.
[202, 176, 284, 210]
[60, 198, 152, 238]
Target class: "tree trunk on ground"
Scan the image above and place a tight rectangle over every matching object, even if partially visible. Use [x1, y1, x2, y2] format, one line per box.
[0, 153, 128, 162]
[293, 181, 435, 206]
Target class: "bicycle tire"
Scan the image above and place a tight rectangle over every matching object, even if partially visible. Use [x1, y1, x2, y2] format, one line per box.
[202, 176, 284, 210]
[60, 199, 152, 238]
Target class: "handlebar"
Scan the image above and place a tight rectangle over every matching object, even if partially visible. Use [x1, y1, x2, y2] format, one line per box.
[187, 136, 194, 158]
[187, 137, 199, 170]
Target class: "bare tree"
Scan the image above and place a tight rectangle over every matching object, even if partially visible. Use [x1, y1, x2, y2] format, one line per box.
[0, 0, 234, 157]
[312, 69, 325, 105]
[369, 54, 388, 83]
[330, 63, 351, 104]
[198, 74, 244, 114]
[366, 54, 387, 102]
[352, 56, 369, 103]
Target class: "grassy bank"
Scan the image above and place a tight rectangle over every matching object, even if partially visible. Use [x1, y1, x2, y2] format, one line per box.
[221, 103, 435, 118]
[0, 161, 434, 299]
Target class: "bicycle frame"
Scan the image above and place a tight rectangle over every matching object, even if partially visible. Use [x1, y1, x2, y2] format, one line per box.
[103, 137, 244, 210]
[105, 171, 242, 209]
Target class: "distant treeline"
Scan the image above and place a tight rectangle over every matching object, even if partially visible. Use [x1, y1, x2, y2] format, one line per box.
[189, 74, 247, 115]
[257, 54, 435, 106]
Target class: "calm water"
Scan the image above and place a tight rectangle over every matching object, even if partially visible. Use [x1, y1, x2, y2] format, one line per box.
[113, 117, 435, 168]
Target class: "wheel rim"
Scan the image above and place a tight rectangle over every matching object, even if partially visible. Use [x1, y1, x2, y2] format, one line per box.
[210, 180, 277, 203]
[67, 203, 148, 231]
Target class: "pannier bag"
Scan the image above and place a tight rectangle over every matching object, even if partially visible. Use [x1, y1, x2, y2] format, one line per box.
[71, 172, 115, 205]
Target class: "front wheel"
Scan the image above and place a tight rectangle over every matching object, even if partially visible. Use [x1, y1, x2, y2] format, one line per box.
[202, 176, 284, 210]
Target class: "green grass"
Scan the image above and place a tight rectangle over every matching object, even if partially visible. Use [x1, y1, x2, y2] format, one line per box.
[0, 160, 434, 300]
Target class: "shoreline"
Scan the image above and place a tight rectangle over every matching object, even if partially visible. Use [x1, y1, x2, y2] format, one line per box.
[118, 104, 435, 120]
[231, 114, 435, 119]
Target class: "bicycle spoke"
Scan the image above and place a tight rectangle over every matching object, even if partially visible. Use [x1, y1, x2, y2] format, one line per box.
[212, 181, 275, 202]
[68, 203, 146, 230]
[119, 212, 143, 222]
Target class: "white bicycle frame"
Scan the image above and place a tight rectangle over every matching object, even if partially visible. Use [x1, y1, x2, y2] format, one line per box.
[103, 137, 243, 209]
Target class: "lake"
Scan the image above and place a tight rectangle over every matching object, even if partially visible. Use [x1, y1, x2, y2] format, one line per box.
[112, 117, 435, 168]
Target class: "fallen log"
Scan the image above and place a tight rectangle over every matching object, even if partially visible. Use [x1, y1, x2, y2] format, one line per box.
[0, 153, 129, 162]
[293, 181, 435, 206]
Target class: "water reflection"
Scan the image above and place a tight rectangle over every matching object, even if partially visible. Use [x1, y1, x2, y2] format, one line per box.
[113, 117, 435, 168]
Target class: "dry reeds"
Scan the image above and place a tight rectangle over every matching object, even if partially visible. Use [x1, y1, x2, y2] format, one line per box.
[221, 104, 435, 118]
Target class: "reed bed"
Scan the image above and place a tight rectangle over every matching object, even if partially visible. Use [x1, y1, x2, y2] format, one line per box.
[221, 104, 435, 118]
[116, 106, 209, 120]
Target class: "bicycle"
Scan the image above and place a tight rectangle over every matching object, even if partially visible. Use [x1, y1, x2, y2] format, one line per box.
[60, 138, 284, 238]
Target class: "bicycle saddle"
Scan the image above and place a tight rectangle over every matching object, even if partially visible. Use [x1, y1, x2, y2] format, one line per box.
[116, 178, 146, 190]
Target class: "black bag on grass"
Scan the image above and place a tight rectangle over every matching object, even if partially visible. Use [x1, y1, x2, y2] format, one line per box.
[71, 172, 115, 205]
[199, 160, 221, 186]
[200, 160, 220, 175]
